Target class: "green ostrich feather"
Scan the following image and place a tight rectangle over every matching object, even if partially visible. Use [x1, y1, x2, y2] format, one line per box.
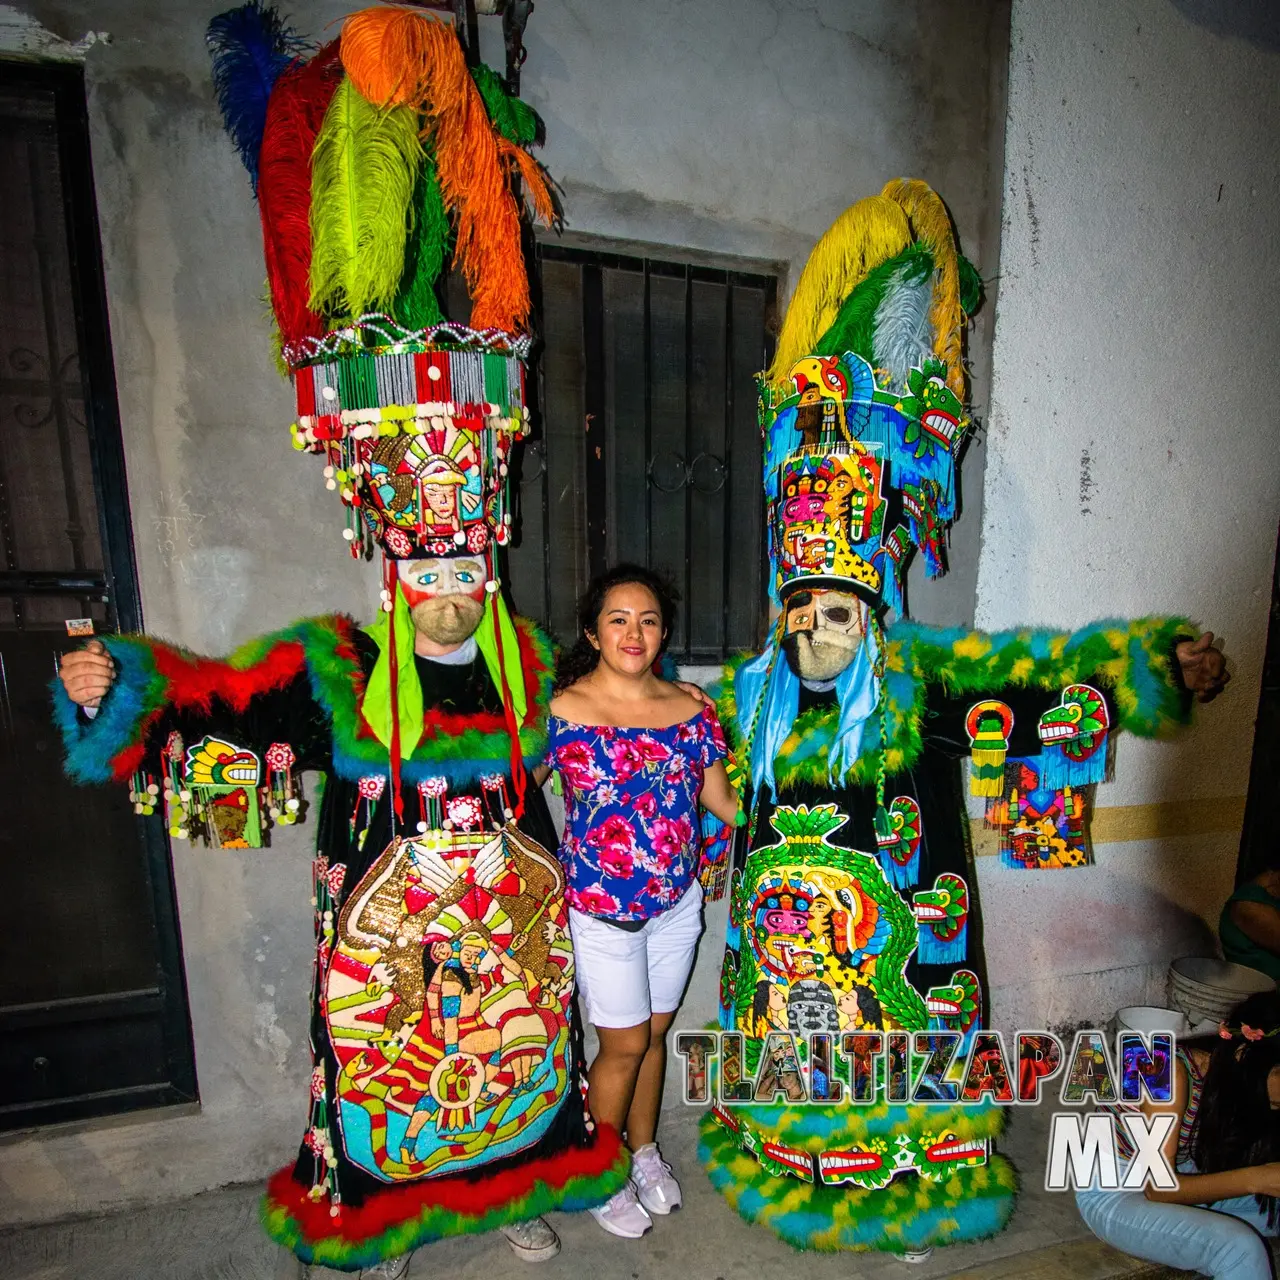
[812, 242, 933, 365]
[471, 64, 540, 145]
[958, 253, 983, 315]
[728, 1096, 1006, 1153]
[393, 155, 448, 330]
[309, 78, 422, 320]
[262, 1144, 630, 1271]
[718, 616, 1194, 794]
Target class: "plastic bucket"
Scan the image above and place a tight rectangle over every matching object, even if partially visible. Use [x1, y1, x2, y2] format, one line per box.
[1168, 957, 1275, 1025]
[1114, 1006, 1188, 1036]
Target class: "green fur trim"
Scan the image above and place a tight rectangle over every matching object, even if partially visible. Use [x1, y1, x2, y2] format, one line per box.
[729, 1097, 1005, 1153]
[284, 614, 554, 784]
[699, 1112, 1017, 1252]
[718, 617, 1193, 793]
[61, 615, 556, 789]
[262, 1145, 630, 1271]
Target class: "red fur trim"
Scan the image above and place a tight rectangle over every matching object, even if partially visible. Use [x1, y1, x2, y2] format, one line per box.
[153, 641, 307, 714]
[110, 741, 147, 781]
[266, 1125, 623, 1245]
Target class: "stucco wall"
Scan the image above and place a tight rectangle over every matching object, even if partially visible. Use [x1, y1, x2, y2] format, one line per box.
[0, 0, 1011, 1224]
[975, 0, 1280, 1028]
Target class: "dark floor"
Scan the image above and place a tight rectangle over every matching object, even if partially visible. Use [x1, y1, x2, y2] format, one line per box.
[0, 1104, 1193, 1280]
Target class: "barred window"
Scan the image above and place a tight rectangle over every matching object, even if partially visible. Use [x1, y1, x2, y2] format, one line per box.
[506, 242, 778, 663]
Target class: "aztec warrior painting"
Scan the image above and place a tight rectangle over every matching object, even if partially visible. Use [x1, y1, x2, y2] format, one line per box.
[40, 3, 1242, 1280]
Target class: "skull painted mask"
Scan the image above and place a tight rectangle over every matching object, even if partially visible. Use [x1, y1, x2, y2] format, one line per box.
[782, 588, 865, 682]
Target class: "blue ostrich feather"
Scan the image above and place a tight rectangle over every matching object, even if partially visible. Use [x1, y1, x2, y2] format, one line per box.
[205, 1, 308, 192]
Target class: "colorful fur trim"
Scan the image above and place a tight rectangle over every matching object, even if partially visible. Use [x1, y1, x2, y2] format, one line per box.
[263, 1125, 628, 1271]
[728, 1097, 1005, 1153]
[699, 1112, 1017, 1253]
[718, 617, 1193, 793]
[52, 614, 556, 787]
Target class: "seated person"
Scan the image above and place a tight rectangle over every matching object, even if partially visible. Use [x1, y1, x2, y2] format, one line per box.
[1220, 867, 1280, 983]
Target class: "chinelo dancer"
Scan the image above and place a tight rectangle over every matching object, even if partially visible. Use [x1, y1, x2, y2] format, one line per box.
[698, 179, 1230, 1260]
[55, 7, 626, 1276]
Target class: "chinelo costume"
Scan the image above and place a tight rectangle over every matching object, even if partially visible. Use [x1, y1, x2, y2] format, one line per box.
[699, 181, 1200, 1254]
[52, 5, 626, 1272]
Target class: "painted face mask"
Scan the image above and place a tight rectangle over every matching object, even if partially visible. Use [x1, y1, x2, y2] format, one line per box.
[398, 556, 487, 645]
[781, 588, 865, 681]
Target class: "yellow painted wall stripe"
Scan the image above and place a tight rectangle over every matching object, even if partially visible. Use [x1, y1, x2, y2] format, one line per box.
[970, 795, 1247, 857]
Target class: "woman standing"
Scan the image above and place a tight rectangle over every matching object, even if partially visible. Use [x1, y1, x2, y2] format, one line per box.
[541, 566, 741, 1239]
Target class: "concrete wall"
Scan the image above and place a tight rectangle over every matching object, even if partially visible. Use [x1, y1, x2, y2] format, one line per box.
[0, 0, 1012, 1224]
[975, 0, 1280, 1028]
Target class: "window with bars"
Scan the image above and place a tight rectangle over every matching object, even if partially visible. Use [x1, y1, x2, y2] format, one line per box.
[504, 243, 778, 663]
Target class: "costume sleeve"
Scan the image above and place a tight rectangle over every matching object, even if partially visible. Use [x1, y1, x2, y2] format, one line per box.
[51, 618, 348, 787]
[700, 705, 729, 767]
[891, 616, 1196, 760]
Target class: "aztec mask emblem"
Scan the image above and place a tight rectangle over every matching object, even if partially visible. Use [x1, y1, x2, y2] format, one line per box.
[923, 968, 981, 1035]
[897, 358, 969, 458]
[183, 735, 263, 849]
[874, 794, 923, 889]
[782, 588, 866, 682]
[1037, 684, 1109, 762]
[912, 872, 969, 966]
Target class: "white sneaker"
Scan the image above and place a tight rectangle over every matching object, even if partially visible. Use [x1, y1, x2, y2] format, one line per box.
[499, 1216, 561, 1262]
[359, 1254, 411, 1279]
[588, 1183, 653, 1238]
[629, 1142, 682, 1215]
[894, 1247, 934, 1264]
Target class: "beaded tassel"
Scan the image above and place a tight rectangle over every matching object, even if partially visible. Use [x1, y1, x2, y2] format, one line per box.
[265, 742, 301, 825]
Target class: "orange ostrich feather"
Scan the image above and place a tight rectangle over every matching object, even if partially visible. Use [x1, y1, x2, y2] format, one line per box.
[341, 6, 537, 333]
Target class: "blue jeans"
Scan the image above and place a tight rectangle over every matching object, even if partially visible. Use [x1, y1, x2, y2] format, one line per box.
[1077, 1162, 1276, 1279]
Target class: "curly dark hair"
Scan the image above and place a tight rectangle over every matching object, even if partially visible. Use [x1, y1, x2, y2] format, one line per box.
[1184, 989, 1280, 1227]
[553, 563, 679, 693]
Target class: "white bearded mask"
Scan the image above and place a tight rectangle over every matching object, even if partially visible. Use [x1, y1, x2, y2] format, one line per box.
[397, 556, 488, 646]
[781, 588, 866, 683]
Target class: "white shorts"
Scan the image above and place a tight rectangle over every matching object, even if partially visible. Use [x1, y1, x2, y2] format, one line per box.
[569, 883, 705, 1029]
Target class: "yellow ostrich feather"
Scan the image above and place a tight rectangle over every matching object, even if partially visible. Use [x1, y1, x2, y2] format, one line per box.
[881, 178, 965, 398]
[767, 196, 911, 391]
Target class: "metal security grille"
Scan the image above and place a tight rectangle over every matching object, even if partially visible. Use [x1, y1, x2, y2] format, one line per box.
[0, 60, 195, 1129]
[506, 243, 777, 662]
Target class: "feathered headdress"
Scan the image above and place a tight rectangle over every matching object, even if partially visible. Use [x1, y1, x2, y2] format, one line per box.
[761, 179, 982, 612]
[206, 2, 557, 565]
[207, 3, 559, 821]
[736, 180, 983, 804]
